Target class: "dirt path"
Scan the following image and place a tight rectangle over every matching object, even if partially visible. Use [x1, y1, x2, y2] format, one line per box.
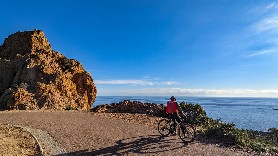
[0, 111, 258, 155]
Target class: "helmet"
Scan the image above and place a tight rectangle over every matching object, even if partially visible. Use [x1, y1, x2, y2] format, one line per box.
[170, 96, 176, 100]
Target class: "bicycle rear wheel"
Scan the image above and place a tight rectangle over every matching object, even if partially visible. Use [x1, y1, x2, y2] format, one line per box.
[177, 123, 196, 143]
[158, 118, 171, 136]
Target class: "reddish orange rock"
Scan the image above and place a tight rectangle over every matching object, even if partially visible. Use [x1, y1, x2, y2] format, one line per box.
[0, 30, 97, 110]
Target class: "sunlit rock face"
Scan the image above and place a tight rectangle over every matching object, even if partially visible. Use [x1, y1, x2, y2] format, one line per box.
[0, 30, 97, 110]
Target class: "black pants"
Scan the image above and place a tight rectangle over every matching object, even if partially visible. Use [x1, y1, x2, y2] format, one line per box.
[168, 112, 181, 132]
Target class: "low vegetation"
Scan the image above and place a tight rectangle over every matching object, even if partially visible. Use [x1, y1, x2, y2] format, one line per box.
[65, 105, 77, 110]
[179, 101, 278, 154]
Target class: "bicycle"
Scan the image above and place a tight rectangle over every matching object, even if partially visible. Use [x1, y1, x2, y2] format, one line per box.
[158, 112, 196, 143]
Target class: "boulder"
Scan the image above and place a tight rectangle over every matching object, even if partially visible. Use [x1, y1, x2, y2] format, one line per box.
[92, 100, 165, 117]
[0, 30, 97, 110]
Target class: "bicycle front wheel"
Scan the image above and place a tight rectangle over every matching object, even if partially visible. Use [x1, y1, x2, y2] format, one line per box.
[177, 123, 196, 143]
[158, 118, 171, 136]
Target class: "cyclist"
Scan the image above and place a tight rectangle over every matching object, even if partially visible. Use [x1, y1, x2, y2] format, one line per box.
[166, 96, 181, 135]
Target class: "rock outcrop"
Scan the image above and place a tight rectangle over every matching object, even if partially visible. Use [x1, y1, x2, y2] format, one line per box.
[0, 30, 97, 110]
[92, 100, 165, 117]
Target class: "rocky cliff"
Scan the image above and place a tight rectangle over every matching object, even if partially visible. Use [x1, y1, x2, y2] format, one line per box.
[0, 30, 97, 110]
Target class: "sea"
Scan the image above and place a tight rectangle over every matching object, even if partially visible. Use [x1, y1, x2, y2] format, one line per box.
[93, 96, 278, 132]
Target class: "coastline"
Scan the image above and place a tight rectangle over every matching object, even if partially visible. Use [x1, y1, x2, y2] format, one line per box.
[94, 96, 278, 132]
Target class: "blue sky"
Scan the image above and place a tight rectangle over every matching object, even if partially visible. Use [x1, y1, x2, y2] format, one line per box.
[1, 0, 278, 97]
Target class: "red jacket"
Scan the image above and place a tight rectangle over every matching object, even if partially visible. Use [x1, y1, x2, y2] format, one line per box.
[166, 101, 178, 114]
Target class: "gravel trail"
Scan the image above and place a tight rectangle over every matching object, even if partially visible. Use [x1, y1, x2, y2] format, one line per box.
[15, 125, 67, 155]
[0, 111, 260, 156]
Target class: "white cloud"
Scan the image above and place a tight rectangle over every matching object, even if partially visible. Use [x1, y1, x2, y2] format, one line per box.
[246, 49, 277, 58]
[265, 2, 278, 10]
[254, 16, 278, 32]
[250, 2, 278, 33]
[95, 79, 178, 86]
[245, 7, 278, 58]
[97, 87, 278, 97]
[95, 80, 154, 85]
[162, 81, 178, 85]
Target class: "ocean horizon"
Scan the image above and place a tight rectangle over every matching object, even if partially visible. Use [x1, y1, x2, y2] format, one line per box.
[94, 96, 278, 132]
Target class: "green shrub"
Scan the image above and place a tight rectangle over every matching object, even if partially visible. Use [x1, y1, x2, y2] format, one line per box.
[65, 105, 77, 110]
[203, 118, 238, 145]
[268, 128, 278, 143]
[178, 102, 278, 154]
[179, 101, 208, 126]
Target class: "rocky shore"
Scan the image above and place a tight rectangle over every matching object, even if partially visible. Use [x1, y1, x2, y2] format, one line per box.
[92, 100, 165, 117]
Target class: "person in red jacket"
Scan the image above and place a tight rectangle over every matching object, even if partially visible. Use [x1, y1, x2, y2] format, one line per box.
[166, 96, 181, 134]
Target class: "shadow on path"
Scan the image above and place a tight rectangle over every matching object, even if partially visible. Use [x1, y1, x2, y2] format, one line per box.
[57, 134, 187, 156]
